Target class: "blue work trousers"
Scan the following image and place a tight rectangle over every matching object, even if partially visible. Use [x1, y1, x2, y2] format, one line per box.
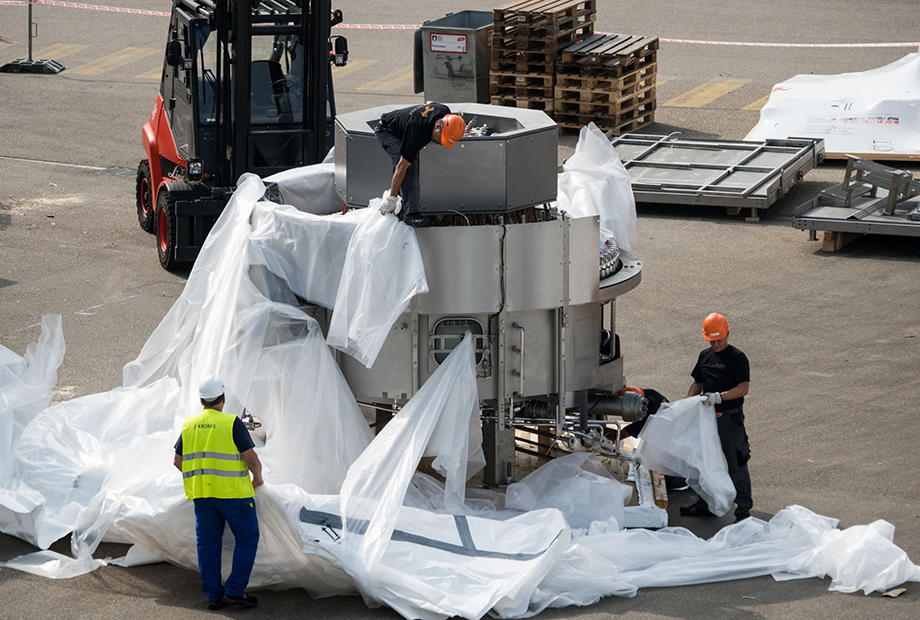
[375, 127, 421, 215]
[193, 497, 260, 601]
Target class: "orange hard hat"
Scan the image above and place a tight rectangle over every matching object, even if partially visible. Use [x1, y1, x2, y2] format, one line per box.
[440, 114, 466, 148]
[702, 313, 729, 341]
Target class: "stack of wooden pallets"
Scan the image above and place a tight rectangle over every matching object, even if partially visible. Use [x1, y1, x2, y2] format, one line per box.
[490, 0, 597, 114]
[554, 33, 659, 133]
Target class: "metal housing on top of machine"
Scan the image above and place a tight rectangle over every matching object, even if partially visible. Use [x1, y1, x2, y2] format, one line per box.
[334, 103, 558, 213]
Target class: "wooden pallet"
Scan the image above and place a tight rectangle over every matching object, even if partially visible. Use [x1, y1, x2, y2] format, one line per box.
[491, 25, 593, 54]
[490, 94, 556, 114]
[555, 77, 655, 104]
[493, 0, 597, 38]
[555, 86, 656, 116]
[557, 109, 655, 134]
[561, 33, 659, 66]
[556, 96, 655, 120]
[491, 47, 557, 73]
[556, 61, 657, 91]
[490, 72, 554, 100]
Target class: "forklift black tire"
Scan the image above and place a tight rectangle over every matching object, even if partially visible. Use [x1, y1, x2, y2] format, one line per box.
[156, 190, 180, 271]
[136, 160, 155, 234]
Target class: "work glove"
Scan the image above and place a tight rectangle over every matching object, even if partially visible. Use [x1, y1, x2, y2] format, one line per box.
[701, 392, 722, 407]
[380, 193, 401, 216]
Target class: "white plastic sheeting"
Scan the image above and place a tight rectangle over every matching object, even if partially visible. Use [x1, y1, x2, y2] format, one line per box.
[557, 122, 638, 251]
[506, 453, 632, 529]
[2, 136, 919, 616]
[746, 53, 920, 156]
[635, 396, 737, 516]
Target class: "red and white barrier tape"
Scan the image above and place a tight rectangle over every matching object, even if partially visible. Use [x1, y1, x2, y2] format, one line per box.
[0, 0, 169, 15]
[658, 38, 918, 49]
[1, 0, 918, 48]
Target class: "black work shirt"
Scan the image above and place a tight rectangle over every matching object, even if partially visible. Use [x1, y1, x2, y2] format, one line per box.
[378, 103, 450, 162]
[174, 417, 255, 455]
[691, 345, 750, 411]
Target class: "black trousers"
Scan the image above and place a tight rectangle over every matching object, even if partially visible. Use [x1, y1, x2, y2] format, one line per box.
[374, 128, 421, 215]
[696, 409, 753, 518]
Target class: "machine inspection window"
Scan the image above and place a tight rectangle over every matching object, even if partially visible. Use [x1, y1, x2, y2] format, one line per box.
[430, 318, 486, 365]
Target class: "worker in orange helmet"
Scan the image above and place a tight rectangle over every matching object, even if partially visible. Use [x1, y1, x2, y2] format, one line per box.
[375, 102, 466, 226]
[679, 312, 753, 523]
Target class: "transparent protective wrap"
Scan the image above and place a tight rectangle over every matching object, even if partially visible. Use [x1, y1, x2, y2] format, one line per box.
[506, 453, 633, 529]
[557, 122, 638, 251]
[1, 152, 919, 616]
[635, 396, 736, 516]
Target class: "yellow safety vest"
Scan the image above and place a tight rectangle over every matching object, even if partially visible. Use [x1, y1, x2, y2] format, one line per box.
[180, 409, 254, 500]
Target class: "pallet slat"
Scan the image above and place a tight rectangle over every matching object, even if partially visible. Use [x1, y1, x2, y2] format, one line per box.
[557, 110, 655, 134]
[560, 33, 659, 71]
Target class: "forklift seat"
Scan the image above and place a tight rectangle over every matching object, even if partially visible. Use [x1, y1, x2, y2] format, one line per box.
[251, 60, 292, 122]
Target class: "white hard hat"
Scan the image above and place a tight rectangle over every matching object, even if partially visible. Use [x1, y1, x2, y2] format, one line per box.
[198, 375, 225, 401]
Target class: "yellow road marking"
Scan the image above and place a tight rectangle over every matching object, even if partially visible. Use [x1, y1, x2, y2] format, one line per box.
[136, 68, 164, 80]
[34, 43, 90, 60]
[742, 94, 771, 111]
[69, 47, 158, 76]
[356, 64, 415, 92]
[663, 78, 751, 108]
[332, 58, 377, 79]
[654, 76, 672, 87]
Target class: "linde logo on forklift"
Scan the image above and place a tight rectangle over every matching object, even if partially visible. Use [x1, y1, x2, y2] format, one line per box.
[136, 0, 348, 272]
[161, 158, 185, 181]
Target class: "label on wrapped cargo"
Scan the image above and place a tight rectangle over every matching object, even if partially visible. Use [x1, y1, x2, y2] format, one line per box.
[430, 33, 467, 54]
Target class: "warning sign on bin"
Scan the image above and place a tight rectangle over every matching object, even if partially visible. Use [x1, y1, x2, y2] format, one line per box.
[430, 33, 467, 54]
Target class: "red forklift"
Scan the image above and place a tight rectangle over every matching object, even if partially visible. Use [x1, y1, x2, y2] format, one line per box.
[136, 0, 347, 270]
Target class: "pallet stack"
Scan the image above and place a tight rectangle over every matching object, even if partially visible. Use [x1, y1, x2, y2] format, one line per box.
[554, 33, 659, 133]
[490, 0, 597, 114]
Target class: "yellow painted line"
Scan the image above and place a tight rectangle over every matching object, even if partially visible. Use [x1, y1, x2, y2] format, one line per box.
[136, 68, 164, 80]
[663, 78, 751, 108]
[332, 58, 377, 79]
[654, 76, 672, 87]
[742, 94, 771, 111]
[34, 43, 90, 60]
[356, 64, 414, 92]
[69, 47, 158, 76]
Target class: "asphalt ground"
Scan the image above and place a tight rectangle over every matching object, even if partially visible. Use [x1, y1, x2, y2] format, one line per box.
[1, 1, 920, 618]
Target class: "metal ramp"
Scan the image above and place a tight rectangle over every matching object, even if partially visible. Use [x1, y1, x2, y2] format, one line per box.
[793, 156, 920, 243]
[609, 134, 825, 221]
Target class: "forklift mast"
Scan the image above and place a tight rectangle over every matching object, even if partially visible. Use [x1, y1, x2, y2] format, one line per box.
[140, 0, 346, 269]
[168, 0, 336, 182]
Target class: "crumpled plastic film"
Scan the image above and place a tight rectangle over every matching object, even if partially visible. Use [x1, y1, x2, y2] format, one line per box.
[635, 396, 736, 516]
[0, 314, 65, 486]
[248, 199, 428, 368]
[327, 200, 428, 367]
[557, 122, 638, 251]
[506, 453, 632, 529]
[2, 147, 920, 615]
[300, 336, 566, 620]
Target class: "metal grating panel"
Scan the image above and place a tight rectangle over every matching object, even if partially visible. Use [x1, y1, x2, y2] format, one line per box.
[713, 170, 771, 191]
[628, 166, 723, 187]
[746, 151, 799, 168]
[644, 147, 750, 166]
[613, 144, 651, 161]
[803, 206, 857, 220]
[609, 134, 824, 211]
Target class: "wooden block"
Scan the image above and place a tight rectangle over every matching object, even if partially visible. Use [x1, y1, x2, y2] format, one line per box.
[726, 206, 742, 216]
[821, 230, 862, 251]
[652, 470, 668, 509]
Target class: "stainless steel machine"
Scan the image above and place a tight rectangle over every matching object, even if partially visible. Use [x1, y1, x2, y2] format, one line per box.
[329, 104, 644, 485]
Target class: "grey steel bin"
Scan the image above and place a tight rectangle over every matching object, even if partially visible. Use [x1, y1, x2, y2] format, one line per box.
[416, 11, 492, 104]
